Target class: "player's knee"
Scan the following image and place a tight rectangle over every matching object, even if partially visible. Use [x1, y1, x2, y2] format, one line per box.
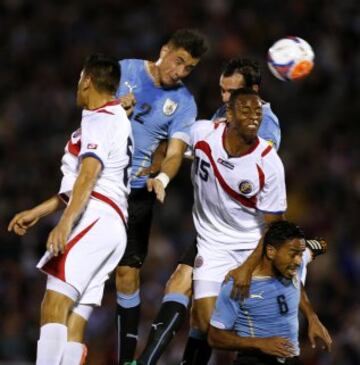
[165, 264, 193, 297]
[116, 266, 140, 294]
[191, 303, 211, 333]
[40, 290, 74, 325]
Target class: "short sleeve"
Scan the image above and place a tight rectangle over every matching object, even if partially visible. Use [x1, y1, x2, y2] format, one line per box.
[210, 281, 240, 330]
[256, 153, 287, 214]
[79, 116, 112, 168]
[168, 98, 197, 145]
[258, 112, 281, 151]
[299, 248, 313, 284]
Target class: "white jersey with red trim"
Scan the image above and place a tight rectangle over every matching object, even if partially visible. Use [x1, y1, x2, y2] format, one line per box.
[191, 120, 287, 250]
[59, 100, 133, 219]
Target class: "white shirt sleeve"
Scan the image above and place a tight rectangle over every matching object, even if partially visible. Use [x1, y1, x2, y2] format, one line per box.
[257, 152, 287, 214]
[79, 114, 112, 167]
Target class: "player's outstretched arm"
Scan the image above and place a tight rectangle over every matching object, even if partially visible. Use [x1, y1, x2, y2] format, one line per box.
[300, 285, 332, 352]
[137, 140, 168, 177]
[8, 195, 65, 236]
[208, 326, 295, 358]
[225, 213, 285, 299]
[147, 138, 187, 203]
[46, 156, 101, 256]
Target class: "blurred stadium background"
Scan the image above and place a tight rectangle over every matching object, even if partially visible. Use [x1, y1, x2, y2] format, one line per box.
[1, 0, 359, 364]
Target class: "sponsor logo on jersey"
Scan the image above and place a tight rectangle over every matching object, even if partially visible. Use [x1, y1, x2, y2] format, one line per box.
[87, 143, 98, 150]
[239, 180, 254, 195]
[217, 158, 234, 170]
[163, 98, 178, 116]
[250, 291, 264, 299]
[194, 255, 204, 268]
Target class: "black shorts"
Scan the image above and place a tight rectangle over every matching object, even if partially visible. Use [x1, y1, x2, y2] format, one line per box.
[178, 239, 198, 267]
[118, 188, 156, 268]
[234, 351, 300, 365]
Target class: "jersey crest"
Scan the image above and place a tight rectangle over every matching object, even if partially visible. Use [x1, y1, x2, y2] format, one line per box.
[239, 180, 254, 195]
[163, 98, 178, 116]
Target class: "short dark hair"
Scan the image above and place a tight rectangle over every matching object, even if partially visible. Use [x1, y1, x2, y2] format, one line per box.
[83, 54, 120, 95]
[167, 29, 208, 59]
[263, 221, 305, 254]
[228, 87, 259, 111]
[222, 58, 261, 87]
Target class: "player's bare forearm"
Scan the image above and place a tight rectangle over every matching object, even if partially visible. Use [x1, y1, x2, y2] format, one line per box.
[226, 213, 285, 298]
[8, 195, 64, 235]
[208, 326, 294, 357]
[59, 157, 101, 226]
[300, 284, 317, 320]
[159, 138, 187, 179]
[31, 195, 65, 218]
[208, 326, 258, 350]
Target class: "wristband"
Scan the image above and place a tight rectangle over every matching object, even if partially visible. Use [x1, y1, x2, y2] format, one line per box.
[155, 172, 170, 189]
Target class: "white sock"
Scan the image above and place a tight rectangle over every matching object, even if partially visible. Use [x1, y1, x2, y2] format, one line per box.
[36, 323, 67, 365]
[60, 341, 86, 365]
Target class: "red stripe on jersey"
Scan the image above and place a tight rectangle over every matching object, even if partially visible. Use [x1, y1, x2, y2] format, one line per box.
[42, 218, 99, 281]
[67, 140, 81, 156]
[96, 109, 114, 115]
[222, 127, 260, 157]
[57, 192, 127, 228]
[261, 145, 272, 157]
[195, 140, 257, 209]
[257, 164, 265, 190]
[93, 99, 121, 109]
[91, 191, 127, 228]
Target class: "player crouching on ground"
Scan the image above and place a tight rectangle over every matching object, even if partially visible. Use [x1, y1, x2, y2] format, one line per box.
[8, 54, 133, 365]
[209, 220, 332, 365]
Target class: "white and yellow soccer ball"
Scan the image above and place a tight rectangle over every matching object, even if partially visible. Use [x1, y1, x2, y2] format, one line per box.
[267, 37, 314, 81]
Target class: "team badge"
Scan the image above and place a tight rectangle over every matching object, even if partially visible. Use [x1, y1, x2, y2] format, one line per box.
[194, 255, 204, 268]
[163, 98, 178, 116]
[239, 180, 254, 195]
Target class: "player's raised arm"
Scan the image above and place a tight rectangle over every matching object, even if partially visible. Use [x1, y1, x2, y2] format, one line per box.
[8, 195, 65, 236]
[226, 212, 285, 299]
[147, 138, 187, 203]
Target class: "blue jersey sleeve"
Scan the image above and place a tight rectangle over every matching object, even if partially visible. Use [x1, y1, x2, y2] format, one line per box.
[258, 104, 281, 151]
[210, 280, 240, 330]
[168, 98, 197, 145]
[211, 105, 226, 121]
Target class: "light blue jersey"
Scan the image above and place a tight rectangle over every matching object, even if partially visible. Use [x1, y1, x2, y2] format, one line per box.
[212, 102, 281, 151]
[116, 59, 197, 189]
[210, 264, 305, 357]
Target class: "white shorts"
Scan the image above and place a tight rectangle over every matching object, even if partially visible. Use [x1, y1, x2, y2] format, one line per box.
[37, 198, 126, 306]
[193, 242, 253, 299]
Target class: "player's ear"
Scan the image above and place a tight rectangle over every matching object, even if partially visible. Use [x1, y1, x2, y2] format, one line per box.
[252, 84, 259, 93]
[266, 245, 277, 260]
[160, 44, 171, 59]
[83, 75, 92, 90]
[226, 107, 233, 123]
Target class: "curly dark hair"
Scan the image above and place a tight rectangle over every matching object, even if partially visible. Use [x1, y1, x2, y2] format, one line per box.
[167, 28, 208, 58]
[222, 58, 261, 88]
[263, 221, 305, 254]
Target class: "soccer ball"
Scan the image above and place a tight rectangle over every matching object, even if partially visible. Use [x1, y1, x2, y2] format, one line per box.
[267, 37, 314, 81]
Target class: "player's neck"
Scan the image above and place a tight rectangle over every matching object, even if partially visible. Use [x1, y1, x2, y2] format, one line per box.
[145, 61, 161, 87]
[85, 93, 115, 110]
[253, 259, 276, 277]
[224, 125, 257, 157]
